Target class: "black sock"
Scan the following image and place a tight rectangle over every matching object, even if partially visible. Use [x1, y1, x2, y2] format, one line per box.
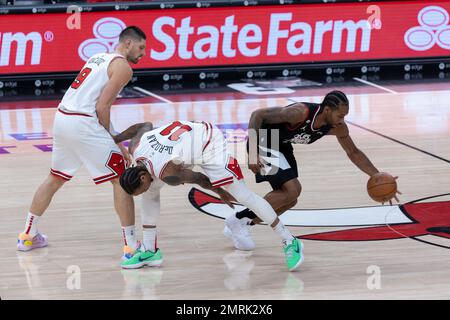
[236, 208, 257, 220]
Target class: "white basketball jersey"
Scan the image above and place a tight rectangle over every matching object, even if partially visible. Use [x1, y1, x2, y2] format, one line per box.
[59, 52, 125, 116]
[133, 121, 209, 180]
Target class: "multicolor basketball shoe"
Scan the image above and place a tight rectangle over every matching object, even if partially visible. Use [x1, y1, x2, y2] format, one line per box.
[17, 233, 48, 251]
[121, 244, 163, 269]
[283, 238, 304, 272]
[122, 241, 141, 261]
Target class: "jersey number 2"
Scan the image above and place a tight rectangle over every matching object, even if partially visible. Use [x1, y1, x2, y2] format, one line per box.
[71, 67, 92, 89]
[160, 121, 192, 141]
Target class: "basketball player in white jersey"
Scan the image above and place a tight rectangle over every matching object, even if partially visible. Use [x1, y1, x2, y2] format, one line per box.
[114, 121, 304, 271]
[17, 26, 146, 264]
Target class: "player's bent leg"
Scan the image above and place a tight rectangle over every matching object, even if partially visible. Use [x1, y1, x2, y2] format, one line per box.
[276, 199, 298, 214]
[111, 178, 135, 227]
[110, 178, 140, 262]
[250, 179, 301, 224]
[224, 180, 277, 226]
[18, 174, 67, 252]
[281, 178, 302, 201]
[78, 127, 137, 264]
[30, 173, 67, 215]
[267, 178, 301, 212]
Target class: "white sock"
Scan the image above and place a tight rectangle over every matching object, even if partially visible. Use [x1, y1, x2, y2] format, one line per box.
[23, 212, 40, 237]
[121, 225, 137, 248]
[273, 221, 295, 243]
[143, 227, 157, 252]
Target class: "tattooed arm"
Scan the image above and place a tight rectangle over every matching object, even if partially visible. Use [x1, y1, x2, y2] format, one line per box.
[160, 161, 235, 208]
[113, 122, 153, 152]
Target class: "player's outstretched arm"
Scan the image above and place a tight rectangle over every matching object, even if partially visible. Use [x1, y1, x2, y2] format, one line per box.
[248, 103, 308, 130]
[161, 161, 214, 188]
[113, 122, 153, 144]
[331, 123, 401, 204]
[113, 122, 153, 167]
[331, 123, 379, 176]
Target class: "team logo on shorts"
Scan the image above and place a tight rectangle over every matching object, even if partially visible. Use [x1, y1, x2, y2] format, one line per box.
[189, 188, 450, 249]
[106, 151, 125, 175]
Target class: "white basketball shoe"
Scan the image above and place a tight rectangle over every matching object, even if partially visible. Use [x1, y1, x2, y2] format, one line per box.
[223, 214, 255, 251]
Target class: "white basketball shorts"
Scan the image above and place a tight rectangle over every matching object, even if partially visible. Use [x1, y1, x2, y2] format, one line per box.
[200, 122, 243, 188]
[50, 109, 125, 184]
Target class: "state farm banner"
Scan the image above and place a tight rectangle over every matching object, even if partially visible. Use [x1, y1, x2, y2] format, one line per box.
[1, 1, 450, 75]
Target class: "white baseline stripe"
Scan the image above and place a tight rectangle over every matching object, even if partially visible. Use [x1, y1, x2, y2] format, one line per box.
[353, 77, 398, 94]
[202, 203, 412, 227]
[133, 86, 173, 103]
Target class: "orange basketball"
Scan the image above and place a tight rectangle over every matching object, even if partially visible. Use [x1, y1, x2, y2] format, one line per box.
[367, 172, 397, 203]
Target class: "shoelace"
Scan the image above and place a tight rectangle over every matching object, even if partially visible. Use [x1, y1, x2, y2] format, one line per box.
[285, 244, 295, 260]
[237, 221, 252, 238]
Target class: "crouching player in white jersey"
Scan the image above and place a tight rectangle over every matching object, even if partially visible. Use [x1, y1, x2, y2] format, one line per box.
[17, 26, 146, 264]
[114, 121, 304, 271]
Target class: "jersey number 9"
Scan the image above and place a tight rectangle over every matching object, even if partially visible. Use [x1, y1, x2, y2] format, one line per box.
[71, 67, 92, 89]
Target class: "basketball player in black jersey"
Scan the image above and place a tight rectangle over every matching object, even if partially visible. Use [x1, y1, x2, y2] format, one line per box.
[224, 90, 400, 250]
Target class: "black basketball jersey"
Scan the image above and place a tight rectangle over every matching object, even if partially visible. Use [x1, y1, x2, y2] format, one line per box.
[260, 102, 332, 147]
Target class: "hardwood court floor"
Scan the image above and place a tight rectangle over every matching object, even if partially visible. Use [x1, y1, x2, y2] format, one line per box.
[0, 83, 449, 299]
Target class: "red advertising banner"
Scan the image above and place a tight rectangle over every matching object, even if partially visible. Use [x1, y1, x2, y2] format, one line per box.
[1, 1, 450, 75]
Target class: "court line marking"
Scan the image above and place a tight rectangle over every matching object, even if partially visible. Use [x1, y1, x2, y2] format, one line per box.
[156, 89, 447, 105]
[132, 86, 173, 103]
[353, 77, 398, 94]
[384, 194, 450, 250]
[346, 120, 450, 164]
[4, 89, 450, 112]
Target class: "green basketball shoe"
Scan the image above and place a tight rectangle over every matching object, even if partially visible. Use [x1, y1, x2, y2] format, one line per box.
[121, 247, 163, 269]
[283, 238, 304, 271]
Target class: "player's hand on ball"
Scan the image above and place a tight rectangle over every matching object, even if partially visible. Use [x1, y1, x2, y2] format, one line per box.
[383, 176, 402, 206]
[217, 188, 235, 209]
[367, 173, 402, 206]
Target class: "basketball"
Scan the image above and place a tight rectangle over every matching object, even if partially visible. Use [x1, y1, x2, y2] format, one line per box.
[367, 172, 397, 203]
